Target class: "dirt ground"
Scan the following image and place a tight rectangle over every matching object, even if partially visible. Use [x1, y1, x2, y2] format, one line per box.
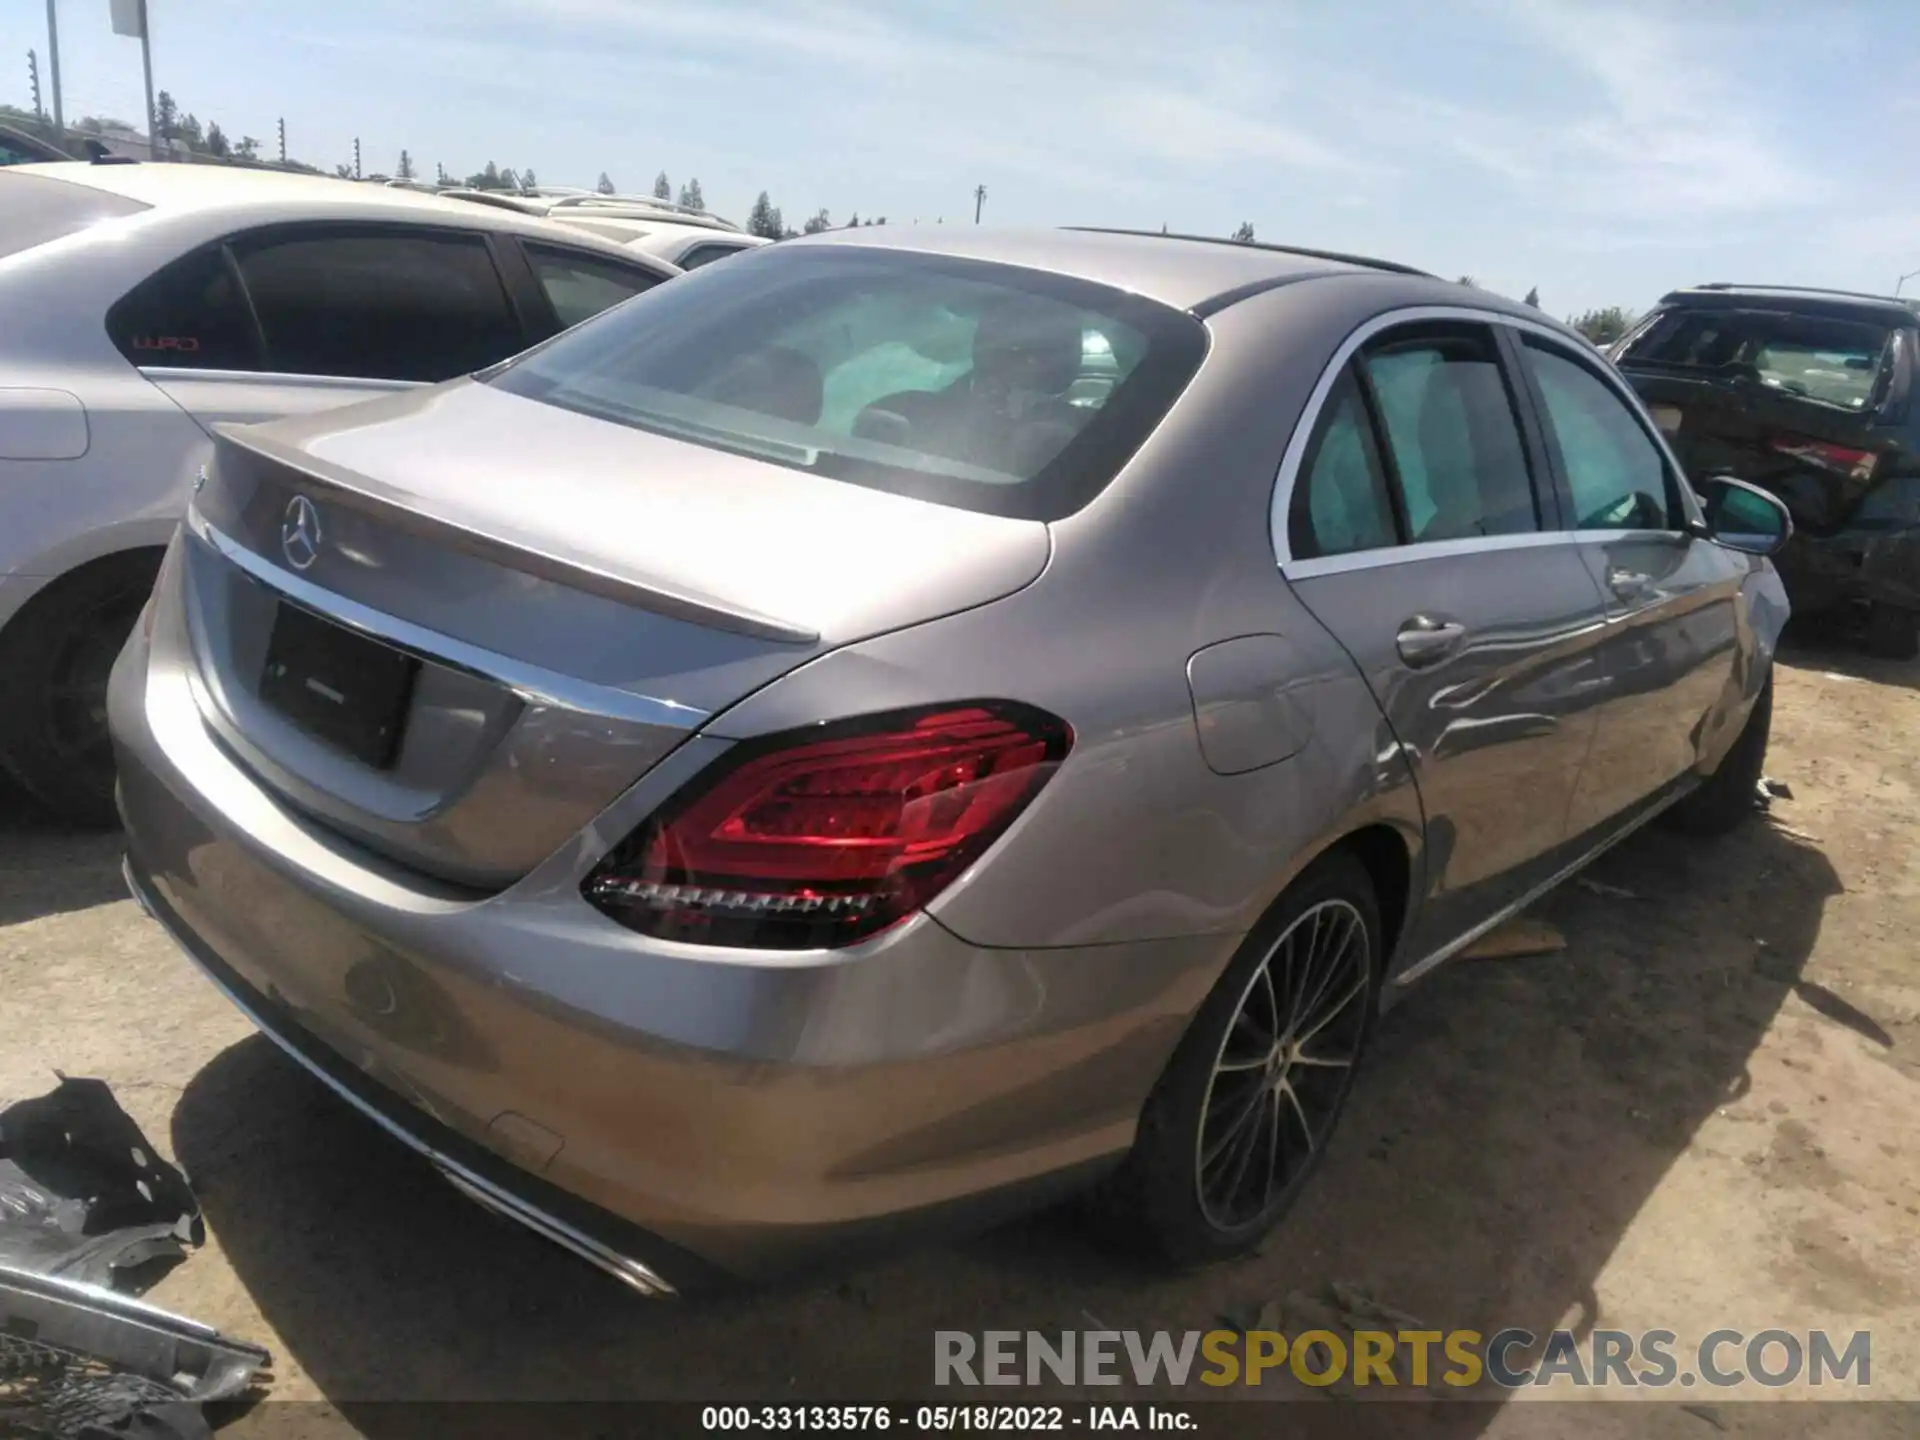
[3, 631, 1917, 1437]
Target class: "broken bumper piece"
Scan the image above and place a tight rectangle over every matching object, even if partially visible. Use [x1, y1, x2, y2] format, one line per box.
[0, 1263, 268, 1440]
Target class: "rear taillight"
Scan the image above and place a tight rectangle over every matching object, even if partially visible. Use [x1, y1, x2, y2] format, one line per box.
[583, 702, 1072, 949]
[1769, 434, 1878, 481]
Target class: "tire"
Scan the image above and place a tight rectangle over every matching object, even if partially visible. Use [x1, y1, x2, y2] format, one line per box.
[1863, 603, 1920, 662]
[1662, 672, 1772, 838]
[1094, 849, 1381, 1265]
[0, 552, 162, 828]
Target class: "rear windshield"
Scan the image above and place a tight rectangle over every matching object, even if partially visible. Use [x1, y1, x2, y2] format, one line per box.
[0, 172, 150, 262]
[485, 244, 1208, 520]
[1620, 306, 1895, 412]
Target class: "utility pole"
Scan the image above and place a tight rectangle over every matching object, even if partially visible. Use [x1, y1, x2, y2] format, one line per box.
[44, 0, 64, 132]
[28, 50, 42, 120]
[973, 184, 986, 224]
[110, 0, 155, 156]
[353, 137, 361, 179]
[277, 116, 285, 163]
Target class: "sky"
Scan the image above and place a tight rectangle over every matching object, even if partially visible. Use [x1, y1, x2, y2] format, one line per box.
[4, 0, 1916, 317]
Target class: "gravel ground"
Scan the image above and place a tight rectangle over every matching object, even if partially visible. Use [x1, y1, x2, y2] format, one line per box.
[2, 634, 1916, 1437]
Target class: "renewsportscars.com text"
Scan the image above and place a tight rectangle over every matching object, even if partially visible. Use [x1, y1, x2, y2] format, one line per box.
[934, 1327, 1871, 1391]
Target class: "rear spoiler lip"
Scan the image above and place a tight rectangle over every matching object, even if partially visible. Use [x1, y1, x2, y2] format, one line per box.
[211, 424, 821, 646]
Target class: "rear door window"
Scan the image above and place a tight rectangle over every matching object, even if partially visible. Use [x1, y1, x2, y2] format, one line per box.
[1289, 368, 1400, 559]
[232, 227, 523, 382]
[105, 245, 260, 371]
[523, 242, 664, 329]
[0, 172, 148, 261]
[1360, 326, 1541, 542]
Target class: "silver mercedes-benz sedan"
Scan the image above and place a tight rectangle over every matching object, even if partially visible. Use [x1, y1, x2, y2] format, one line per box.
[111, 226, 1792, 1295]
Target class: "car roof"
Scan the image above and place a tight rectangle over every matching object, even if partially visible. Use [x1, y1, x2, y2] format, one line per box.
[553, 216, 768, 248]
[782, 224, 1547, 321]
[11, 161, 672, 264]
[1657, 284, 1920, 328]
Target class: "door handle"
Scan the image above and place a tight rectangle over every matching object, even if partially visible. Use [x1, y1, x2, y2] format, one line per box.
[1608, 568, 1653, 599]
[1396, 616, 1467, 668]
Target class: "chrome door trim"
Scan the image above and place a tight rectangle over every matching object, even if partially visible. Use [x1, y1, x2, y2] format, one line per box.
[122, 860, 675, 1299]
[1269, 305, 1708, 570]
[1390, 780, 1689, 989]
[1284, 528, 1579, 580]
[187, 510, 708, 730]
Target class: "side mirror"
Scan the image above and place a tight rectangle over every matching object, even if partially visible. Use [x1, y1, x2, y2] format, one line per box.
[1693, 476, 1792, 557]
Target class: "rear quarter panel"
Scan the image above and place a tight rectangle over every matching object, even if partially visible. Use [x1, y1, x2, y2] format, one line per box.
[703, 277, 1431, 974]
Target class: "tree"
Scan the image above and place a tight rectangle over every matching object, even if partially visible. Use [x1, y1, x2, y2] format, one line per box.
[746, 191, 785, 239]
[333, 163, 354, 179]
[466, 161, 505, 190]
[500, 167, 520, 191]
[520, 167, 537, 189]
[175, 112, 203, 150]
[1456, 275, 1479, 287]
[203, 121, 230, 158]
[653, 171, 672, 200]
[397, 150, 415, 181]
[1523, 285, 1541, 308]
[678, 178, 704, 211]
[596, 172, 616, 195]
[1231, 222, 1255, 242]
[235, 135, 260, 161]
[153, 90, 178, 143]
[1569, 306, 1637, 346]
[845, 211, 860, 228]
[801, 207, 832, 235]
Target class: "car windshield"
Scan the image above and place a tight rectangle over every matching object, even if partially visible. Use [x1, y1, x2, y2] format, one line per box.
[0, 172, 150, 262]
[486, 244, 1208, 520]
[1620, 306, 1893, 411]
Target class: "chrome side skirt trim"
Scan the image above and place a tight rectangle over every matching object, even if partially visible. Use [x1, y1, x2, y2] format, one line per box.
[123, 858, 676, 1298]
[1390, 784, 1690, 989]
[187, 511, 707, 731]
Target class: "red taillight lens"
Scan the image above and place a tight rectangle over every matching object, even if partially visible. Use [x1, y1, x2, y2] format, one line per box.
[1769, 434, 1878, 481]
[583, 702, 1072, 949]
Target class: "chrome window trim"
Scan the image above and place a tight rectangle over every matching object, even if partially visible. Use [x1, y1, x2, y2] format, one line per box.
[187, 509, 708, 731]
[1270, 305, 1705, 573]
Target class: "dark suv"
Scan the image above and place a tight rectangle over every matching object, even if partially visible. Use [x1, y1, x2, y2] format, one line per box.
[1614, 284, 1920, 658]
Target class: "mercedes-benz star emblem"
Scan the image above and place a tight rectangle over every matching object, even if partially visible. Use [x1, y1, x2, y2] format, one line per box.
[281, 494, 323, 571]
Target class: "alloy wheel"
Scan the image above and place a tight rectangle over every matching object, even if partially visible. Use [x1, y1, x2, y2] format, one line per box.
[1194, 898, 1372, 1231]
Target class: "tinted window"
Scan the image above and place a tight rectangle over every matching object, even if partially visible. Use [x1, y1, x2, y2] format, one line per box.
[0, 172, 148, 261]
[1523, 339, 1675, 530]
[106, 245, 259, 371]
[679, 242, 749, 271]
[1290, 368, 1399, 559]
[233, 228, 521, 382]
[1362, 327, 1539, 542]
[1622, 306, 1893, 412]
[486, 246, 1207, 521]
[525, 243, 661, 330]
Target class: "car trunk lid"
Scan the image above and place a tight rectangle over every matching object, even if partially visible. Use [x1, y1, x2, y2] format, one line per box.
[181, 381, 1050, 888]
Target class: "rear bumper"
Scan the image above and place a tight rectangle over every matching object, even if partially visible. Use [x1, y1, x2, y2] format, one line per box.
[122, 854, 695, 1296]
[109, 594, 1228, 1286]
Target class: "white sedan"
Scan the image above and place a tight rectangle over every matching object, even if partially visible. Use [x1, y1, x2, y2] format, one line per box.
[0, 161, 679, 822]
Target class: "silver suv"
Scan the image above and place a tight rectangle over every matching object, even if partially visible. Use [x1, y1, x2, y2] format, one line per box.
[112, 227, 1791, 1294]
